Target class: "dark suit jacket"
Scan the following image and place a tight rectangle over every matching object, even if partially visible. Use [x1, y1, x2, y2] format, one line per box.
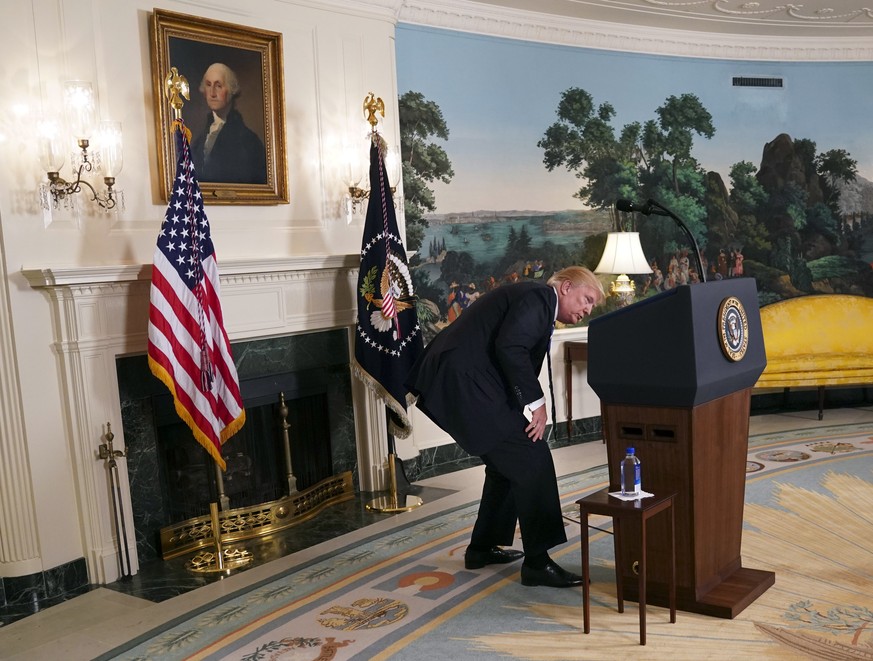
[191, 109, 267, 184]
[406, 281, 555, 455]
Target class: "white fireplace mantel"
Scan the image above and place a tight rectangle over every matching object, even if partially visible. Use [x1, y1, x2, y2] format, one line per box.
[22, 255, 392, 584]
[22, 255, 361, 287]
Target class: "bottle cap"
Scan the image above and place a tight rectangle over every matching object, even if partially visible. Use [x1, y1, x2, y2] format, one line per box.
[627, 447, 634, 454]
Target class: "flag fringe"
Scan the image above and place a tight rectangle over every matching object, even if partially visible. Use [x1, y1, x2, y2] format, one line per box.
[220, 409, 247, 444]
[148, 355, 228, 471]
[351, 359, 415, 439]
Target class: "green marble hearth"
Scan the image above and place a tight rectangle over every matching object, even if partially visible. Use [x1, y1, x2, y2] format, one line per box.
[116, 329, 357, 567]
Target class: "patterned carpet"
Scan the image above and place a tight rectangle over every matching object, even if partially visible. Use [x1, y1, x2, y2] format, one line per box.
[103, 423, 873, 660]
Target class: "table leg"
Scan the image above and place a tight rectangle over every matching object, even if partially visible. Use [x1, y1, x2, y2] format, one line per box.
[669, 499, 676, 624]
[639, 517, 647, 646]
[582, 514, 590, 634]
[614, 518, 624, 614]
[565, 355, 573, 436]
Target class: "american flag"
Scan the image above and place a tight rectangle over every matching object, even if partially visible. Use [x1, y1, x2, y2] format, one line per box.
[147, 123, 245, 471]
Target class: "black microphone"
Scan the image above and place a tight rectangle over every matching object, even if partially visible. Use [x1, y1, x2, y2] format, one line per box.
[615, 199, 669, 217]
[614, 198, 707, 283]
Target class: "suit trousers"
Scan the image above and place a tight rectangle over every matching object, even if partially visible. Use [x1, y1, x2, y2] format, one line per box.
[470, 431, 567, 557]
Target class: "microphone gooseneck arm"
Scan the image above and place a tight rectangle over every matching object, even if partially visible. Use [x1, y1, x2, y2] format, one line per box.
[645, 199, 707, 284]
[615, 198, 707, 284]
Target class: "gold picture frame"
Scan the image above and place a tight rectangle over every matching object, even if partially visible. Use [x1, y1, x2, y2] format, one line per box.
[150, 9, 287, 205]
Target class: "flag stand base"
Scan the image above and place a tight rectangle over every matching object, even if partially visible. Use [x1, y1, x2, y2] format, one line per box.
[366, 453, 423, 513]
[185, 547, 254, 574]
[185, 502, 253, 574]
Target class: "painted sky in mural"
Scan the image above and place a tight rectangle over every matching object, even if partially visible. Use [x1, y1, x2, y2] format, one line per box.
[396, 24, 873, 215]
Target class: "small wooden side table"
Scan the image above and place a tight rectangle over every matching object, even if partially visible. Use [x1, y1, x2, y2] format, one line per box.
[563, 341, 588, 436]
[576, 489, 677, 646]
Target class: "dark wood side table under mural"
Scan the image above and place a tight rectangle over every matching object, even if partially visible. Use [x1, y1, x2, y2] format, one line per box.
[564, 340, 588, 436]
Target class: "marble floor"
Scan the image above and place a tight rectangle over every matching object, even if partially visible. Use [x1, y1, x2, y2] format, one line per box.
[1, 405, 872, 660]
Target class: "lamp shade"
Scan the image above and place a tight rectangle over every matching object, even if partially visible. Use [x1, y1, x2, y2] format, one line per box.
[37, 117, 65, 172]
[594, 232, 652, 275]
[97, 121, 123, 177]
[63, 81, 96, 142]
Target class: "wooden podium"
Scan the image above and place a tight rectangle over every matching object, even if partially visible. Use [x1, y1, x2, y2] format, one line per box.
[587, 279, 775, 619]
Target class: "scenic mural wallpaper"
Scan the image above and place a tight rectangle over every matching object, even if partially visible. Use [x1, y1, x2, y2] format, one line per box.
[395, 24, 873, 341]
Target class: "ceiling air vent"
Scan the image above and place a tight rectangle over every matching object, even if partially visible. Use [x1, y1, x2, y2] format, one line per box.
[732, 76, 783, 88]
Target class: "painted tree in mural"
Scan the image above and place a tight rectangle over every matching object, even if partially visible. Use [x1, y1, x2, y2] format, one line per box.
[727, 161, 770, 259]
[539, 89, 714, 255]
[754, 134, 869, 300]
[638, 94, 714, 255]
[538, 87, 641, 210]
[818, 148, 858, 209]
[539, 86, 873, 300]
[398, 91, 454, 253]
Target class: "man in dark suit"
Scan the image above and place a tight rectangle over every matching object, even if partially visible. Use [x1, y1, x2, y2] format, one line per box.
[191, 62, 267, 185]
[406, 266, 604, 587]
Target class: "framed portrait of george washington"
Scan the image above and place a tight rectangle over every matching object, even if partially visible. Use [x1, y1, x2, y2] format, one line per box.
[150, 9, 288, 205]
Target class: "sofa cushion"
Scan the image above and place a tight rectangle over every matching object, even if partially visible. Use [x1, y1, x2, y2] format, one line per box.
[761, 294, 873, 359]
[763, 354, 873, 374]
[756, 294, 873, 389]
[756, 372, 873, 387]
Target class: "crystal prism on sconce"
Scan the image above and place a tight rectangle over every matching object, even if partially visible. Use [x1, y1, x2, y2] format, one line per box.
[38, 81, 124, 212]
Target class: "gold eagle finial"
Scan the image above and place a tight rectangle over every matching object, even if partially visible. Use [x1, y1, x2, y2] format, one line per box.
[363, 92, 385, 128]
[164, 67, 190, 122]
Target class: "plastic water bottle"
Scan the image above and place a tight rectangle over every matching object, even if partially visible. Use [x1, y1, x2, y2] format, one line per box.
[620, 447, 641, 496]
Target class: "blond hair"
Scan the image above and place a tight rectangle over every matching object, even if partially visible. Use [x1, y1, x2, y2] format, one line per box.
[547, 266, 605, 304]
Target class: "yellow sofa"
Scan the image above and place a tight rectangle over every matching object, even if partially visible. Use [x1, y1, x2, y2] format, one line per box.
[754, 294, 873, 418]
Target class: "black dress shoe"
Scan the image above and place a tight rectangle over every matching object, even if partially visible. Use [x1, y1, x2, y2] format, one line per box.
[464, 546, 525, 569]
[520, 560, 585, 588]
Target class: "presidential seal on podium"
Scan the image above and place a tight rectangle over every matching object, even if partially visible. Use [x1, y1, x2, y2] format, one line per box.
[718, 296, 749, 362]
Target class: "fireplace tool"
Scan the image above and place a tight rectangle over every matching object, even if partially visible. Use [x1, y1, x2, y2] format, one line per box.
[98, 422, 132, 579]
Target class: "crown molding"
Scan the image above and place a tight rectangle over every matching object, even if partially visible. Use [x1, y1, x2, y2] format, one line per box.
[397, 0, 873, 61]
[273, 0, 404, 23]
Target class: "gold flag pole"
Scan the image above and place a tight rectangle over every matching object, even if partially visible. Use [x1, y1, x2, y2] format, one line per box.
[162, 67, 252, 572]
[359, 92, 423, 514]
[210, 503, 226, 572]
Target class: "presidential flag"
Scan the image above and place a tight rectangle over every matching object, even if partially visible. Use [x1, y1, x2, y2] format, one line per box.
[147, 121, 245, 471]
[352, 134, 423, 437]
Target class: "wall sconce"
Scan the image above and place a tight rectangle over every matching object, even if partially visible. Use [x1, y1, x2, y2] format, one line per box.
[344, 142, 400, 220]
[594, 231, 652, 307]
[347, 186, 369, 214]
[38, 81, 123, 212]
[346, 185, 369, 216]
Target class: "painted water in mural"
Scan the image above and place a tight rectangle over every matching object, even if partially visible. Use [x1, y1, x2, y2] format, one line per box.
[409, 209, 613, 340]
[416, 211, 608, 276]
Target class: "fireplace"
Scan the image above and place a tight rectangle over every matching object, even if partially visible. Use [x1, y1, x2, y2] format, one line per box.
[117, 329, 357, 565]
[23, 255, 399, 584]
